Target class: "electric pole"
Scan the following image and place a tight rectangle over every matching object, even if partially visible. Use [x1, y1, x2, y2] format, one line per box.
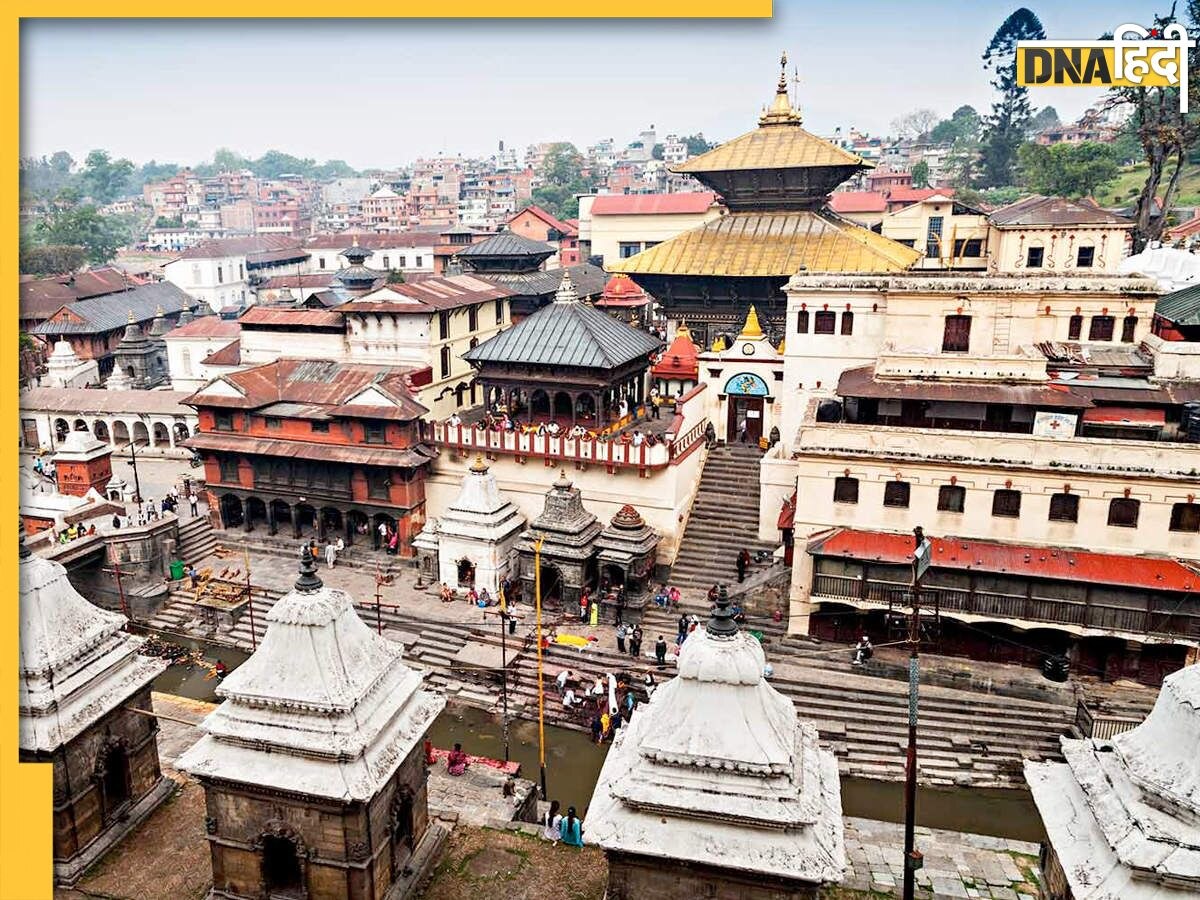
[903, 525, 930, 900]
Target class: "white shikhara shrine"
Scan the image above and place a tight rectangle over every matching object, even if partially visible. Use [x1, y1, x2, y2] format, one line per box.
[178, 551, 445, 800]
[1025, 663, 1200, 899]
[586, 591, 845, 890]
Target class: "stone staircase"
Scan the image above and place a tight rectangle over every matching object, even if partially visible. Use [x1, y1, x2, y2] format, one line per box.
[144, 589, 1074, 789]
[668, 444, 779, 594]
[176, 516, 218, 566]
[198, 528, 407, 575]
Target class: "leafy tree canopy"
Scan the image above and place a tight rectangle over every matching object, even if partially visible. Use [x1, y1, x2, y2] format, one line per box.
[1017, 141, 1120, 197]
[979, 8, 1046, 188]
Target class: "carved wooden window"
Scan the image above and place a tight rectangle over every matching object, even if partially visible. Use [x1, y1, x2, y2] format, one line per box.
[1107, 498, 1139, 528]
[991, 489, 1021, 518]
[833, 476, 859, 504]
[937, 485, 965, 513]
[1048, 492, 1079, 523]
[883, 481, 910, 508]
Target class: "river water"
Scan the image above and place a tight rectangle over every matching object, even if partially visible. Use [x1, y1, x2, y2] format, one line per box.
[152, 638, 1043, 842]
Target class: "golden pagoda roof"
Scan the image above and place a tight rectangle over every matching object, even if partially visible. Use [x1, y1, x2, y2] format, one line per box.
[610, 210, 921, 278]
[673, 53, 869, 175]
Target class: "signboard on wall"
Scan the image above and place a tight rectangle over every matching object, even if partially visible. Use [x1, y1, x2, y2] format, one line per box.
[1032, 411, 1078, 439]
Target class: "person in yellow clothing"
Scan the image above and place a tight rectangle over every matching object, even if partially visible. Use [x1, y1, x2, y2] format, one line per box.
[589, 599, 599, 627]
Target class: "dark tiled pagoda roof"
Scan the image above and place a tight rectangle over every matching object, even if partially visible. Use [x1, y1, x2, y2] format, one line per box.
[480, 263, 607, 298]
[463, 288, 661, 370]
[454, 231, 555, 260]
[29, 282, 199, 335]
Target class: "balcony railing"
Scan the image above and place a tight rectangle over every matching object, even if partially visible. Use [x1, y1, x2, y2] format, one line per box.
[811, 572, 1200, 640]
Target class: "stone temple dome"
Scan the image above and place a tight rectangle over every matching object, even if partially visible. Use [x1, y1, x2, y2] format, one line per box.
[1025, 663, 1200, 898]
[586, 590, 845, 885]
[178, 548, 445, 801]
[19, 538, 166, 752]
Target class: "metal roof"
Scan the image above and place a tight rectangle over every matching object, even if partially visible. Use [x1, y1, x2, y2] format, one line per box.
[988, 196, 1134, 228]
[463, 299, 662, 370]
[590, 192, 718, 216]
[28, 282, 199, 336]
[836, 364, 1091, 408]
[673, 122, 867, 175]
[1156, 282, 1200, 327]
[809, 528, 1200, 593]
[453, 231, 555, 259]
[186, 432, 429, 469]
[610, 210, 921, 277]
[478, 264, 607, 298]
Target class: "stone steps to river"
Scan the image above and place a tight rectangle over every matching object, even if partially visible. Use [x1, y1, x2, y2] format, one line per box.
[145, 586, 1072, 789]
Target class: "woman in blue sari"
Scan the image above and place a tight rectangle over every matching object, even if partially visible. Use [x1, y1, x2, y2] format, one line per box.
[559, 806, 584, 846]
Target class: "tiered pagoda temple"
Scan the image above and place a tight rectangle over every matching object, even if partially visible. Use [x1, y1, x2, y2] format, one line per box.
[19, 536, 174, 885]
[587, 589, 845, 898]
[612, 54, 920, 349]
[462, 272, 662, 429]
[1025, 663, 1200, 899]
[178, 549, 446, 900]
[452, 230, 606, 320]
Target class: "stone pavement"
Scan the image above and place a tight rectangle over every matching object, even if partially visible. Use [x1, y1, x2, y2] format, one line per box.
[841, 817, 1040, 900]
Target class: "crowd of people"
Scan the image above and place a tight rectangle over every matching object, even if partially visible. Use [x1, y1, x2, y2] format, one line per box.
[556, 667, 653, 749]
[444, 409, 665, 448]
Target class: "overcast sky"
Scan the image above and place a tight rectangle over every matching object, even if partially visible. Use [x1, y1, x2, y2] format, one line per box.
[21, 1, 1158, 170]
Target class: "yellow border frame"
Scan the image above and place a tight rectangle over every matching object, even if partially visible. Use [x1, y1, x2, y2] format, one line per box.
[3, 7, 772, 897]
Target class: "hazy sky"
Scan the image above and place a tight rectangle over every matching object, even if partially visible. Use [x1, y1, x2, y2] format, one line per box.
[21, 2, 1160, 170]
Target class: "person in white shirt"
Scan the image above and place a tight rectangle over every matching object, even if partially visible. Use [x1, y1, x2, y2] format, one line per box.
[447, 413, 462, 427]
[542, 800, 563, 842]
[562, 688, 580, 709]
[556, 669, 571, 695]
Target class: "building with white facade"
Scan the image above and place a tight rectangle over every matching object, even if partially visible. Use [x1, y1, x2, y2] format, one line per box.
[162, 315, 243, 391]
[304, 232, 436, 276]
[162, 235, 311, 312]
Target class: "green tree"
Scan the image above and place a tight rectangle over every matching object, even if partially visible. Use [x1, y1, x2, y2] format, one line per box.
[929, 106, 981, 144]
[313, 159, 358, 179]
[1106, 4, 1200, 248]
[979, 8, 1046, 188]
[1029, 106, 1061, 134]
[532, 143, 594, 219]
[1017, 141, 1119, 196]
[213, 147, 249, 173]
[19, 244, 87, 276]
[155, 215, 184, 228]
[651, 143, 665, 161]
[20, 152, 78, 201]
[386, 269, 405, 285]
[252, 150, 317, 179]
[33, 204, 126, 265]
[682, 133, 714, 156]
[79, 149, 136, 203]
[911, 161, 930, 188]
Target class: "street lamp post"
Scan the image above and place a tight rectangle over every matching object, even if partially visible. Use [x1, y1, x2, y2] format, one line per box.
[127, 432, 143, 504]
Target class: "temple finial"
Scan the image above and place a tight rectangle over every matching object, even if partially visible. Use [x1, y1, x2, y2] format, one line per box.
[760, 50, 802, 126]
[294, 544, 324, 593]
[778, 50, 789, 91]
[707, 584, 739, 638]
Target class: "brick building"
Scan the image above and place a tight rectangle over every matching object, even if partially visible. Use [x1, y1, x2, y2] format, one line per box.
[184, 358, 435, 556]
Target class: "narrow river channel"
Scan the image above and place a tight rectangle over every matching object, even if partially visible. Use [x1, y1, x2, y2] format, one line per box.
[149, 633, 1044, 842]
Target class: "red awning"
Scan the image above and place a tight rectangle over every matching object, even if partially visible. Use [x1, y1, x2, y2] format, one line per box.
[808, 528, 1200, 593]
[1081, 407, 1166, 427]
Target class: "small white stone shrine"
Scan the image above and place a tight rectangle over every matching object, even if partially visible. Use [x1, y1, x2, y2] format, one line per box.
[586, 588, 845, 900]
[44, 338, 99, 389]
[19, 535, 172, 885]
[1025, 663, 1200, 899]
[178, 548, 446, 900]
[435, 455, 525, 595]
